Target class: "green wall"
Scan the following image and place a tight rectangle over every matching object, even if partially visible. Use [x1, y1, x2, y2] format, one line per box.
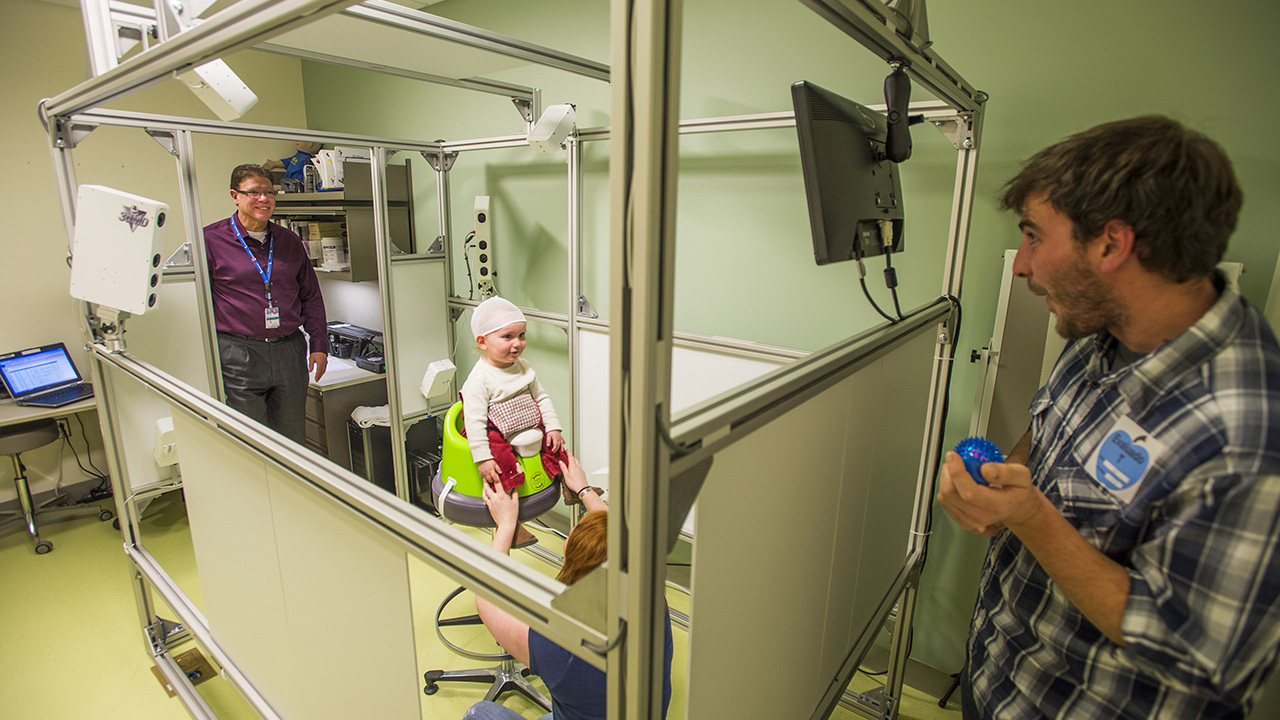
[298, 0, 1280, 673]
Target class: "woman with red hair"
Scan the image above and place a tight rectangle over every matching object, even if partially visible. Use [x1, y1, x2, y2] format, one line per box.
[466, 454, 674, 720]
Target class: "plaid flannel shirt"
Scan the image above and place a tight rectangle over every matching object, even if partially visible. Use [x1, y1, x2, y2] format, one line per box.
[969, 285, 1280, 719]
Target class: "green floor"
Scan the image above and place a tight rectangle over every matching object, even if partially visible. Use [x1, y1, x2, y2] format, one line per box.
[0, 492, 958, 719]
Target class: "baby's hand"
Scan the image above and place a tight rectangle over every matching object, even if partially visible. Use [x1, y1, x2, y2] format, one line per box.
[478, 459, 501, 486]
[545, 430, 564, 454]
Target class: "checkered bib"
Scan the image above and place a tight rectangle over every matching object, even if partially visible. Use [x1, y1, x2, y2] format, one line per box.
[488, 393, 542, 438]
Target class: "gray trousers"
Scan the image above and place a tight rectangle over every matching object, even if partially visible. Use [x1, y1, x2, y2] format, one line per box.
[216, 331, 309, 444]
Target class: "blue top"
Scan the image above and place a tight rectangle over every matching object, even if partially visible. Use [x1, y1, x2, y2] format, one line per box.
[280, 150, 315, 182]
[968, 284, 1280, 718]
[529, 610, 674, 720]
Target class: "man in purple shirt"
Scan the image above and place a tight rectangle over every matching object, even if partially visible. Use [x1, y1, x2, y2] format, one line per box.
[204, 163, 328, 443]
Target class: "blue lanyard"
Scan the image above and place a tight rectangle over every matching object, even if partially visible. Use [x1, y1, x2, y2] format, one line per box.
[230, 215, 274, 306]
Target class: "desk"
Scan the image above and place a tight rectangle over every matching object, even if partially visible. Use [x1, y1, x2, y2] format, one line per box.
[305, 357, 386, 470]
[0, 396, 106, 551]
[0, 397, 96, 428]
[0, 398, 100, 504]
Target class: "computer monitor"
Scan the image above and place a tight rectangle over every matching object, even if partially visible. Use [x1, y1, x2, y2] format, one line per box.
[791, 80, 905, 265]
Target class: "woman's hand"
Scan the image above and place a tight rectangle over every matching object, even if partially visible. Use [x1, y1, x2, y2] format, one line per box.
[545, 429, 564, 454]
[560, 453, 608, 512]
[559, 453, 588, 495]
[483, 481, 521, 539]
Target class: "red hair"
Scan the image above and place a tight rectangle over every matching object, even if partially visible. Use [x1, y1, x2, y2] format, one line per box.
[557, 510, 607, 585]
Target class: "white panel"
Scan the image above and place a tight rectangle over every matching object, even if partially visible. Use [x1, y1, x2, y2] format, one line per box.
[686, 330, 936, 719]
[174, 411, 420, 718]
[688, 382, 856, 718]
[318, 278, 385, 334]
[575, 328, 785, 532]
[173, 410, 298, 715]
[120, 277, 211, 394]
[111, 371, 183, 493]
[268, 13, 527, 81]
[269, 469, 420, 719]
[390, 258, 450, 415]
[575, 330, 612, 482]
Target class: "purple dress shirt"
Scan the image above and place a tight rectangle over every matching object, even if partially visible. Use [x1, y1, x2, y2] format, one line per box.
[204, 215, 328, 355]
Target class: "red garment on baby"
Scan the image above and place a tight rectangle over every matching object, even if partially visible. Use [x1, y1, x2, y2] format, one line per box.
[486, 424, 569, 492]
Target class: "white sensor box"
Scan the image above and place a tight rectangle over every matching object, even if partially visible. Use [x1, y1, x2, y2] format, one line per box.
[474, 196, 493, 295]
[528, 103, 577, 153]
[176, 59, 259, 121]
[69, 185, 168, 315]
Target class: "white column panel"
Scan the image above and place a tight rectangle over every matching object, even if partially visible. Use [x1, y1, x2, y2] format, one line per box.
[174, 410, 420, 719]
[390, 258, 450, 415]
[686, 329, 936, 718]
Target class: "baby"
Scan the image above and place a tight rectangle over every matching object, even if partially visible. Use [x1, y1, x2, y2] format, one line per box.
[461, 297, 570, 497]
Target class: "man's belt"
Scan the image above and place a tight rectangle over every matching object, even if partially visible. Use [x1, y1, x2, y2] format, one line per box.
[219, 330, 299, 344]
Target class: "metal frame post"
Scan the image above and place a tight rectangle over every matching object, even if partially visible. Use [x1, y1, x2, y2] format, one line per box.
[171, 128, 223, 400]
[608, 0, 684, 716]
[368, 146, 413, 501]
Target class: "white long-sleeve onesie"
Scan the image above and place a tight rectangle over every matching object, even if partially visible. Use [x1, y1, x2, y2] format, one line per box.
[460, 358, 561, 463]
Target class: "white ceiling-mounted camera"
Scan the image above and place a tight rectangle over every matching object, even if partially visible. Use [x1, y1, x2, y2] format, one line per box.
[527, 103, 578, 153]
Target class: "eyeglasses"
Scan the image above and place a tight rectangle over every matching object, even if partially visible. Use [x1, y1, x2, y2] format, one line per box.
[234, 188, 275, 198]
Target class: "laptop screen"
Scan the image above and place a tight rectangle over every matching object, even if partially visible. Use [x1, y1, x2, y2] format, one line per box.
[0, 344, 83, 397]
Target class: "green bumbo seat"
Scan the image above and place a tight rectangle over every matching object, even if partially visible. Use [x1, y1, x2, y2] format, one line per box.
[431, 401, 559, 526]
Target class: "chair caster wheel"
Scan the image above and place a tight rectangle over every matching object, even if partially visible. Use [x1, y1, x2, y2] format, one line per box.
[423, 669, 442, 695]
[113, 518, 121, 530]
[100, 509, 114, 522]
[35, 540, 53, 554]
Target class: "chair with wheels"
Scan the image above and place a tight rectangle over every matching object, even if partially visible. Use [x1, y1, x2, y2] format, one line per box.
[422, 586, 551, 711]
[0, 418, 113, 554]
[423, 400, 559, 708]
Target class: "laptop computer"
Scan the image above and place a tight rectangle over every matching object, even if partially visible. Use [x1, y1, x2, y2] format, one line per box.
[0, 343, 95, 408]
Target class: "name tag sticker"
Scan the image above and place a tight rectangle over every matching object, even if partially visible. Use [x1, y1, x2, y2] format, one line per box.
[1086, 416, 1167, 503]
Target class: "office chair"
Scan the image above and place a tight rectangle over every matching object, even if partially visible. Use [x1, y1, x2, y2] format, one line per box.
[423, 401, 558, 709]
[422, 586, 552, 711]
[0, 418, 113, 554]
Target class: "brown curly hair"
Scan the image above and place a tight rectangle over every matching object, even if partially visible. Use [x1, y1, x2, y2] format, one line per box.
[1000, 116, 1242, 283]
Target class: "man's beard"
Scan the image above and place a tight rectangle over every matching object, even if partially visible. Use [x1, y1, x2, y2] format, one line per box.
[1032, 257, 1126, 340]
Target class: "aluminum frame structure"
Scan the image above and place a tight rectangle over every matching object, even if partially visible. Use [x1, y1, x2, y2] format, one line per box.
[42, 0, 984, 717]
[610, 1, 983, 717]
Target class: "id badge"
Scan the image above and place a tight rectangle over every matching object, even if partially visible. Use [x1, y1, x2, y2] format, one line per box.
[265, 305, 281, 329]
[1085, 416, 1167, 504]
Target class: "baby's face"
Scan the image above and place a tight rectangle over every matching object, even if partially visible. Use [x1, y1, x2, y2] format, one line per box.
[479, 322, 527, 367]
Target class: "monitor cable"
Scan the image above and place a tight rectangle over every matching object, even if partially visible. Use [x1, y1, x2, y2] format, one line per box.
[854, 243, 897, 324]
[879, 220, 905, 320]
[461, 230, 477, 299]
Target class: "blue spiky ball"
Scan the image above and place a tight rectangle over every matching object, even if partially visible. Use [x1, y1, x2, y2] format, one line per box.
[955, 437, 1003, 486]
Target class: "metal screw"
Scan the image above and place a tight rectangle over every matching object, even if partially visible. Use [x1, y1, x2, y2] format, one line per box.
[938, 332, 950, 344]
[962, 138, 973, 149]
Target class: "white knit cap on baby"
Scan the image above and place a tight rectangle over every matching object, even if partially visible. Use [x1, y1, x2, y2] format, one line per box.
[471, 296, 526, 338]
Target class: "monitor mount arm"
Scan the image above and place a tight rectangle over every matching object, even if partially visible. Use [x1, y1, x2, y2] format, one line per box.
[883, 61, 913, 163]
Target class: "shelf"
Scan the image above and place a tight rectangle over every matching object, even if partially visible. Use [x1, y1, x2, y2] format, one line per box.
[273, 160, 415, 283]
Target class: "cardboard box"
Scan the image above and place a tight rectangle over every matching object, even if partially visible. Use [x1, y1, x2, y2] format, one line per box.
[307, 221, 347, 240]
